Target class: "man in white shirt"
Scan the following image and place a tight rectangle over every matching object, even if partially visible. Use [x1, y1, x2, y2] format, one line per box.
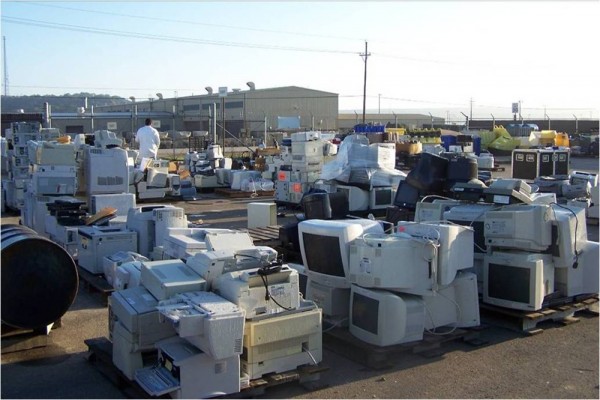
[135, 118, 160, 159]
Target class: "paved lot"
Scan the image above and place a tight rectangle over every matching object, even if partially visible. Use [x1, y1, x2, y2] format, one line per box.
[1, 156, 598, 399]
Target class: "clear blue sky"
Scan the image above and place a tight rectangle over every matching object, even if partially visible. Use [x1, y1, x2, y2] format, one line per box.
[1, 1, 598, 119]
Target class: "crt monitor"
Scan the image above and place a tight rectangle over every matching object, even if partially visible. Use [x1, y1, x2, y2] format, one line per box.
[483, 251, 554, 311]
[549, 204, 587, 269]
[443, 204, 494, 256]
[396, 221, 474, 286]
[302, 192, 331, 220]
[394, 180, 420, 210]
[484, 204, 553, 252]
[348, 233, 436, 295]
[298, 219, 384, 289]
[349, 284, 425, 346]
[301, 192, 349, 220]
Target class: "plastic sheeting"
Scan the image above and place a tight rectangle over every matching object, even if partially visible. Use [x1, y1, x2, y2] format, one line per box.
[241, 178, 274, 192]
[320, 134, 406, 188]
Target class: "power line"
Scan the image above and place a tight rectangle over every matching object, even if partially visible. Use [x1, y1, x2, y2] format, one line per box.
[1, 16, 359, 55]
[21, 1, 363, 42]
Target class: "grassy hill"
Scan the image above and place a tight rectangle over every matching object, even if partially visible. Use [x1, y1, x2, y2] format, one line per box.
[1, 93, 129, 113]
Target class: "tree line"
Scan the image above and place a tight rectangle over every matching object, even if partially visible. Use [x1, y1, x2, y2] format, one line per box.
[1, 93, 129, 113]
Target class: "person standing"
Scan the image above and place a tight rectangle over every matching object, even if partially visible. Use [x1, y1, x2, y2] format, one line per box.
[135, 118, 161, 159]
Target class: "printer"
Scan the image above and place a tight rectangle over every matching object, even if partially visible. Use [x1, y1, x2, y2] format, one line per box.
[157, 291, 245, 360]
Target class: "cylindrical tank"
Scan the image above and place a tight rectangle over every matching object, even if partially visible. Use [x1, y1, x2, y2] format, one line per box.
[406, 152, 449, 192]
[1, 224, 79, 329]
[443, 153, 479, 186]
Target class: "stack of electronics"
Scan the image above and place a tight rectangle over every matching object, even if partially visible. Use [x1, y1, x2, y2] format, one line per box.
[43, 197, 88, 259]
[275, 132, 324, 204]
[316, 134, 403, 212]
[2, 122, 60, 210]
[566, 171, 599, 219]
[20, 137, 78, 230]
[350, 221, 480, 345]
[190, 145, 235, 190]
[103, 231, 323, 398]
[394, 152, 481, 210]
[482, 203, 598, 311]
[296, 218, 480, 347]
[109, 259, 204, 382]
[137, 159, 179, 200]
[415, 197, 599, 311]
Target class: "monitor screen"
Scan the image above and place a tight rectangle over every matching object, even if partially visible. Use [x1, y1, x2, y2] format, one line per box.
[487, 263, 530, 304]
[394, 181, 420, 209]
[375, 188, 393, 206]
[351, 291, 379, 335]
[449, 219, 486, 254]
[302, 193, 331, 220]
[302, 232, 344, 277]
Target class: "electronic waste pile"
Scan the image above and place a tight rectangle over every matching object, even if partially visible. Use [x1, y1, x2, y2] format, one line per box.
[107, 229, 322, 398]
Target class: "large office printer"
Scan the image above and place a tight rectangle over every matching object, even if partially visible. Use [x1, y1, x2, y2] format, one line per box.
[27, 141, 76, 166]
[162, 228, 247, 260]
[212, 265, 301, 318]
[156, 291, 245, 360]
[186, 245, 278, 290]
[85, 147, 130, 196]
[241, 302, 322, 380]
[109, 286, 176, 379]
[137, 292, 244, 398]
[126, 205, 188, 257]
[78, 225, 138, 274]
[186, 247, 323, 380]
[30, 164, 77, 196]
[135, 336, 241, 399]
[103, 251, 149, 288]
[140, 259, 207, 300]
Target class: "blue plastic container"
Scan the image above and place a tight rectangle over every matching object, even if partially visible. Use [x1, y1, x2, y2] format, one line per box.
[441, 135, 457, 151]
[473, 135, 481, 155]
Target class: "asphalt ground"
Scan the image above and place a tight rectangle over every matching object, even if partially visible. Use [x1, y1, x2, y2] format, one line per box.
[1, 156, 598, 399]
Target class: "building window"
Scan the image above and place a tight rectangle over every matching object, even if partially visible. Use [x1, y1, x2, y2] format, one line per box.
[183, 104, 200, 111]
[66, 125, 85, 134]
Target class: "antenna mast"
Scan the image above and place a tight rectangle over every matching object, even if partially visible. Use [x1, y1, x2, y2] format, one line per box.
[3, 36, 8, 96]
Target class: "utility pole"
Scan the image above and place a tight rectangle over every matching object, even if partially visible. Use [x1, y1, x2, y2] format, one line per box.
[469, 97, 473, 120]
[360, 41, 371, 125]
[3, 36, 9, 96]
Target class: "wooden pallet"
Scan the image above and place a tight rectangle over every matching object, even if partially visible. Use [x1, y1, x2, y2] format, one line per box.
[246, 225, 282, 246]
[479, 165, 506, 172]
[85, 337, 159, 399]
[214, 188, 275, 198]
[1, 320, 61, 354]
[78, 266, 114, 306]
[85, 337, 327, 399]
[480, 295, 599, 335]
[323, 325, 486, 370]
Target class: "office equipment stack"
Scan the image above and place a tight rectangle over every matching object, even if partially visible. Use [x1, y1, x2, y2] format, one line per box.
[276, 132, 324, 204]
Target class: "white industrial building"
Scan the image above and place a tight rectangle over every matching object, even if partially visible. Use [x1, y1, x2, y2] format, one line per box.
[95, 86, 339, 139]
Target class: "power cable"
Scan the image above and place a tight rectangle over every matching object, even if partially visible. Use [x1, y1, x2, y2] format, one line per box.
[1, 16, 359, 55]
[21, 1, 363, 42]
